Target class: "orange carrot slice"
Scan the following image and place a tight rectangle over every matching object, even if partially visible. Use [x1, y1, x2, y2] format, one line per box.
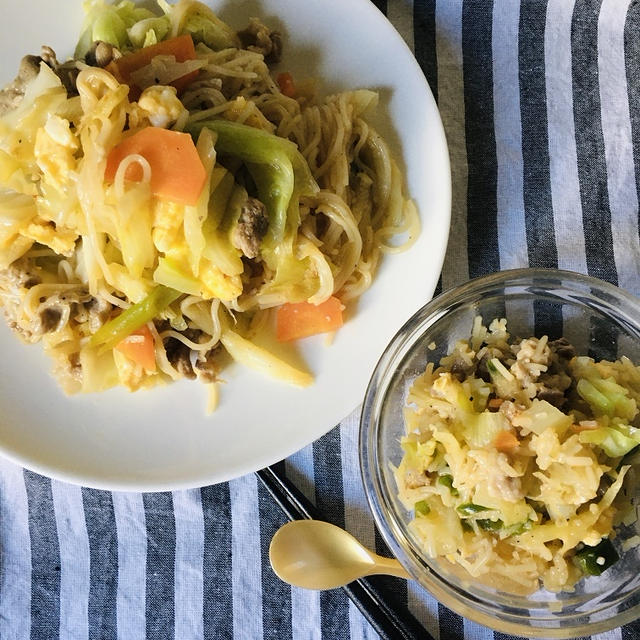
[110, 34, 199, 98]
[277, 72, 296, 98]
[276, 296, 344, 342]
[115, 324, 156, 372]
[493, 430, 519, 453]
[105, 127, 207, 205]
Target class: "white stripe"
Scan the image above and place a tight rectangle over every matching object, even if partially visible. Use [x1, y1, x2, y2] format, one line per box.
[173, 489, 205, 640]
[598, 0, 640, 296]
[593, 629, 623, 640]
[387, 0, 415, 52]
[545, 0, 587, 274]
[285, 447, 322, 640]
[285, 444, 317, 505]
[0, 459, 31, 639]
[493, 0, 528, 270]
[436, 0, 469, 291]
[51, 480, 90, 640]
[463, 617, 493, 640]
[230, 474, 263, 640]
[112, 492, 147, 640]
[340, 409, 379, 640]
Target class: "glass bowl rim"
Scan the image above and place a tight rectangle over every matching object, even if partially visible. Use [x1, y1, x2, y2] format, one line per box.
[359, 267, 640, 637]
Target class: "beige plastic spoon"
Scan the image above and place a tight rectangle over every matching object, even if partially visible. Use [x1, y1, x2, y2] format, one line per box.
[269, 519, 411, 589]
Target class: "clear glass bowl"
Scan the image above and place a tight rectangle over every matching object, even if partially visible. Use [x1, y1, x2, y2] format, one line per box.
[360, 268, 640, 637]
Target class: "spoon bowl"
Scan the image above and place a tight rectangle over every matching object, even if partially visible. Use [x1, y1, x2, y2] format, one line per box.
[269, 519, 411, 590]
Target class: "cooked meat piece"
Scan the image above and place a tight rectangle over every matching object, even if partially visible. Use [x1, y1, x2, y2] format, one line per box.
[86, 296, 113, 333]
[549, 337, 576, 360]
[41, 46, 80, 96]
[194, 348, 221, 383]
[5, 258, 41, 289]
[85, 41, 121, 68]
[39, 45, 58, 68]
[0, 54, 41, 115]
[164, 337, 196, 379]
[476, 353, 491, 382]
[450, 356, 474, 382]
[39, 307, 62, 332]
[237, 17, 283, 63]
[231, 197, 269, 259]
[536, 386, 566, 408]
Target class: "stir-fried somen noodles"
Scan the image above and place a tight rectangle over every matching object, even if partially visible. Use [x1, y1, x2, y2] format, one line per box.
[0, 0, 419, 401]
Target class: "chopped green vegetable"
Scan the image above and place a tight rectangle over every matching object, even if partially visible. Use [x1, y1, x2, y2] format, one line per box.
[456, 503, 489, 516]
[578, 424, 640, 457]
[476, 518, 503, 531]
[88, 285, 181, 352]
[460, 519, 473, 532]
[437, 474, 459, 497]
[577, 377, 638, 420]
[574, 538, 619, 576]
[175, 0, 241, 50]
[75, 0, 156, 57]
[414, 500, 431, 517]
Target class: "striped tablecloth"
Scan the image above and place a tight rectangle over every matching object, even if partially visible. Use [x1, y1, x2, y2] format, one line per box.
[3, 0, 640, 638]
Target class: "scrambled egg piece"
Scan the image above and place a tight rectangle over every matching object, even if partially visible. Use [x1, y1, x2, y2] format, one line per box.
[133, 85, 188, 129]
[152, 199, 183, 253]
[22, 219, 78, 256]
[199, 258, 242, 300]
[34, 115, 78, 192]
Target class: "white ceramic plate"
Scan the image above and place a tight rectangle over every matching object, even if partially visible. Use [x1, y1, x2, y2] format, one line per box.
[0, 0, 450, 490]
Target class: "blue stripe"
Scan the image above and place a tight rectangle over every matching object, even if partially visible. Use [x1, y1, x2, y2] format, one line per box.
[82, 488, 118, 640]
[143, 492, 176, 640]
[438, 602, 464, 640]
[518, 0, 559, 269]
[201, 483, 233, 640]
[414, 0, 439, 101]
[624, 0, 640, 207]
[24, 470, 60, 640]
[312, 427, 351, 640]
[462, 0, 500, 278]
[571, 0, 618, 286]
[258, 463, 292, 640]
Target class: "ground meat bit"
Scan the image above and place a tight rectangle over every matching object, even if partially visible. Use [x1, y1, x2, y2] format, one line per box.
[85, 41, 121, 68]
[237, 17, 283, 63]
[549, 337, 576, 360]
[536, 386, 567, 408]
[0, 54, 41, 115]
[231, 197, 269, 259]
[404, 469, 429, 489]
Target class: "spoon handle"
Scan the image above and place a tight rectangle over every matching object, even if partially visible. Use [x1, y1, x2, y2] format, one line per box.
[256, 466, 433, 640]
[369, 554, 412, 580]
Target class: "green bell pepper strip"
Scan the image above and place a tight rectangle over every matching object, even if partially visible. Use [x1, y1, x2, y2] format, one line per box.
[574, 538, 619, 576]
[88, 285, 181, 352]
[456, 503, 490, 516]
[185, 119, 317, 243]
[437, 474, 459, 497]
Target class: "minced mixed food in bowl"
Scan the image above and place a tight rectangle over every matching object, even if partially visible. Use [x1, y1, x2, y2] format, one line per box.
[395, 316, 640, 595]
